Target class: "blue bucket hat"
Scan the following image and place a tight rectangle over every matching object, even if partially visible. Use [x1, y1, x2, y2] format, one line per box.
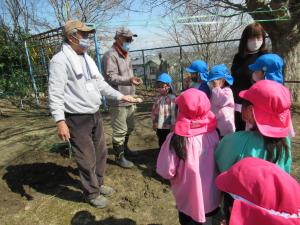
[208, 64, 233, 85]
[248, 53, 284, 84]
[157, 73, 172, 84]
[185, 60, 208, 81]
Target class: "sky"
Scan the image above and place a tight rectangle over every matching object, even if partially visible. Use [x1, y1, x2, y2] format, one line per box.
[0, 0, 251, 53]
[36, 1, 177, 51]
[95, 2, 176, 52]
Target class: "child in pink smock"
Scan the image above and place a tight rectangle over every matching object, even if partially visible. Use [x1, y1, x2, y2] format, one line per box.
[156, 88, 221, 225]
[207, 64, 235, 138]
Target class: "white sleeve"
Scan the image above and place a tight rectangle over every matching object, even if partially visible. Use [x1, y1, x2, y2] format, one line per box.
[48, 60, 68, 122]
[96, 75, 124, 100]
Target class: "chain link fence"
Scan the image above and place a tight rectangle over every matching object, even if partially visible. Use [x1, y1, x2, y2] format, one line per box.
[0, 27, 299, 106]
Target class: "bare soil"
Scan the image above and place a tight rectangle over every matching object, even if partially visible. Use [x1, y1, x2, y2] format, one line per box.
[0, 97, 299, 225]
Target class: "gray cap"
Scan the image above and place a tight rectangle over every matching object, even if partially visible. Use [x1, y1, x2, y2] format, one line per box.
[114, 27, 137, 39]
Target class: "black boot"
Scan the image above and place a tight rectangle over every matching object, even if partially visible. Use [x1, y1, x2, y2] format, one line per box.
[124, 135, 138, 157]
[113, 144, 134, 168]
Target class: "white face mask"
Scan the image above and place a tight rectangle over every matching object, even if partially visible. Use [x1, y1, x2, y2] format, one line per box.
[121, 42, 130, 52]
[247, 38, 263, 52]
[72, 35, 91, 50]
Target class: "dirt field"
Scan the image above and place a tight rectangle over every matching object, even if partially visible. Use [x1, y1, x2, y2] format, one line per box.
[0, 97, 299, 225]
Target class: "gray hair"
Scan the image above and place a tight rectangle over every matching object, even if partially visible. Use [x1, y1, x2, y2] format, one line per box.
[64, 28, 77, 43]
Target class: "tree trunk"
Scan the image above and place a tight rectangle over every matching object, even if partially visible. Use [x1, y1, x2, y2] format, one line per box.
[268, 32, 300, 104]
[247, 0, 300, 104]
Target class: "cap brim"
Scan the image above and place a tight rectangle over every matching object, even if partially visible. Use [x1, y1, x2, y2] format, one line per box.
[185, 67, 197, 73]
[239, 90, 247, 99]
[116, 34, 138, 38]
[77, 27, 95, 33]
[174, 111, 216, 137]
[252, 106, 291, 137]
[248, 63, 261, 72]
[229, 201, 294, 225]
[208, 74, 233, 85]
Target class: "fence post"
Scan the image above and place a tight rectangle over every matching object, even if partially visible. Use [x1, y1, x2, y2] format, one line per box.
[179, 46, 184, 91]
[142, 50, 147, 89]
[40, 47, 48, 75]
[40, 47, 48, 89]
[24, 41, 40, 106]
[94, 32, 101, 72]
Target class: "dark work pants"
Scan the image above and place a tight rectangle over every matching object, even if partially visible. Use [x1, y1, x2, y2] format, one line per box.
[156, 129, 171, 148]
[66, 111, 107, 200]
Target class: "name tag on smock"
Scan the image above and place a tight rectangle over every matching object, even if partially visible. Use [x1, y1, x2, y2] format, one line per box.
[86, 80, 95, 91]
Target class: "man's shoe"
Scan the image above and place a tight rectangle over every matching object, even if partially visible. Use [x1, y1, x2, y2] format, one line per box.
[87, 195, 108, 208]
[100, 185, 114, 197]
[116, 153, 134, 168]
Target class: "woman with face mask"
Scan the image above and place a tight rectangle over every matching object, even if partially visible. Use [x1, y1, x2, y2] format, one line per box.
[231, 22, 268, 131]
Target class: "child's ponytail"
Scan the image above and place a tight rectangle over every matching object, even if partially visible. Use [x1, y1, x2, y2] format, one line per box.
[170, 133, 187, 160]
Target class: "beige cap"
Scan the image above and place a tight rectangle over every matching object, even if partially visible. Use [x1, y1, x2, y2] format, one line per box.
[114, 27, 137, 39]
[64, 20, 95, 35]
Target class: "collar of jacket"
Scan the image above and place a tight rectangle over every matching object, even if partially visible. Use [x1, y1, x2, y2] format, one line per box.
[113, 42, 128, 58]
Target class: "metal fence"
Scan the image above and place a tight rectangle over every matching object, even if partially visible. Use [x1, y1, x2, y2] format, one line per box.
[0, 26, 299, 106]
[129, 39, 241, 91]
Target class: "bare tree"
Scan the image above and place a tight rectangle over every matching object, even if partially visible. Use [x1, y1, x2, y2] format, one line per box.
[148, 0, 300, 102]
[0, 0, 54, 36]
[48, 0, 135, 25]
[160, 2, 244, 66]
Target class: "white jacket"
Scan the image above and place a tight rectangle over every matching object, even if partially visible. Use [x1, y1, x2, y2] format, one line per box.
[48, 44, 123, 122]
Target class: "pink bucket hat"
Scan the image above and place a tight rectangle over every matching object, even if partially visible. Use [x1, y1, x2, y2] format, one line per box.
[216, 157, 300, 225]
[174, 88, 216, 137]
[239, 80, 291, 137]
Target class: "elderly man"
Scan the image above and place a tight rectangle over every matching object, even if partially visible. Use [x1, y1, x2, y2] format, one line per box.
[102, 27, 142, 169]
[48, 20, 137, 208]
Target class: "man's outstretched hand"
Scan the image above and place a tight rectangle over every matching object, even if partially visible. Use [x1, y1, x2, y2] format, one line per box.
[130, 77, 143, 86]
[122, 95, 143, 103]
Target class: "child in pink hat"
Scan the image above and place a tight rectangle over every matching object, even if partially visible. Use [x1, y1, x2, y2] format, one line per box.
[215, 80, 292, 223]
[216, 157, 300, 225]
[156, 88, 221, 225]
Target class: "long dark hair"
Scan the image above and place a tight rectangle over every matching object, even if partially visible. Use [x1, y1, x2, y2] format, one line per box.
[242, 100, 289, 163]
[238, 22, 267, 57]
[263, 136, 289, 163]
[170, 133, 187, 160]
